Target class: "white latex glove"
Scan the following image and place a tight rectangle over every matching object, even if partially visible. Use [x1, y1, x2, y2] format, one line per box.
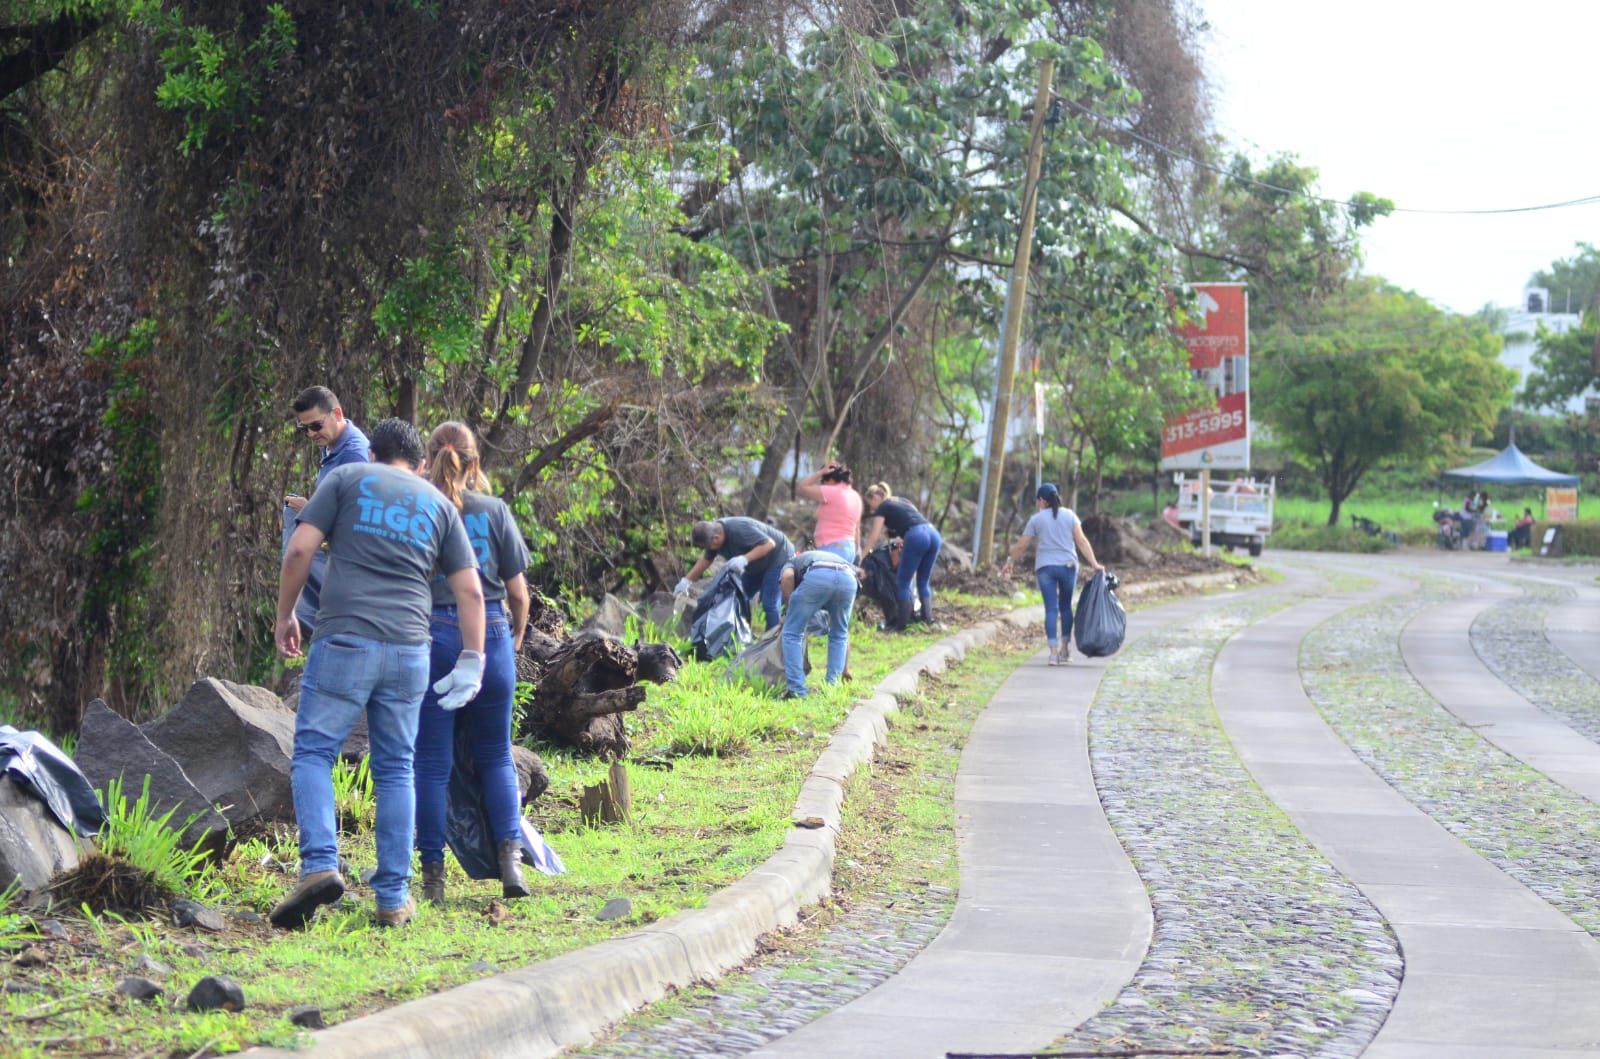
[433, 650, 485, 711]
[725, 555, 748, 575]
[673, 577, 692, 596]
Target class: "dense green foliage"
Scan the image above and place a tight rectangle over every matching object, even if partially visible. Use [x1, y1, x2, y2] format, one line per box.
[1254, 278, 1516, 525]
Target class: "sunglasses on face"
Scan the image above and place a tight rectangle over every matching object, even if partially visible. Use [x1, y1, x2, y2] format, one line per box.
[295, 419, 326, 435]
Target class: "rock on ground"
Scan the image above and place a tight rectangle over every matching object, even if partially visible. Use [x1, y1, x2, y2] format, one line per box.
[0, 775, 93, 892]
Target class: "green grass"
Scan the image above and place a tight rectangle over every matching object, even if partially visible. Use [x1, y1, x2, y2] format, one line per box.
[97, 774, 219, 900]
[1275, 493, 1562, 533]
[2, 606, 998, 1058]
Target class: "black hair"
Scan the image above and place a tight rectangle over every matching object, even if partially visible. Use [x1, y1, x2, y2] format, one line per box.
[292, 385, 338, 415]
[369, 417, 425, 467]
[1038, 482, 1062, 519]
[820, 462, 852, 485]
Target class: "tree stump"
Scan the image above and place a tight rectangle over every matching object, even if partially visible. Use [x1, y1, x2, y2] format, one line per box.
[579, 761, 632, 826]
[516, 628, 682, 759]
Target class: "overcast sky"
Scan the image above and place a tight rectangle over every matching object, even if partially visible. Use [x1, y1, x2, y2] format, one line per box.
[1200, 0, 1600, 316]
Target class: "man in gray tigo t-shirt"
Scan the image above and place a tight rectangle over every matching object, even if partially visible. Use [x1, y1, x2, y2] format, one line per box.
[271, 418, 486, 931]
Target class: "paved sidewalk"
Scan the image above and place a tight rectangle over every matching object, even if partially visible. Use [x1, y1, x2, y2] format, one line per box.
[749, 588, 1271, 1058]
[1215, 562, 1600, 1058]
[1401, 580, 1600, 804]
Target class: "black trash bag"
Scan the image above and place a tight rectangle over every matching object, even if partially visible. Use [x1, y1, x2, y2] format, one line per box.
[860, 545, 900, 620]
[0, 726, 106, 837]
[444, 725, 564, 880]
[1074, 570, 1127, 658]
[688, 565, 753, 662]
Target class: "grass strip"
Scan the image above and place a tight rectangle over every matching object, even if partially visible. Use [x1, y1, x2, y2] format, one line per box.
[0, 593, 1013, 1058]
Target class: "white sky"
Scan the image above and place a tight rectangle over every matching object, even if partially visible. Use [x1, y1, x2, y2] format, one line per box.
[1201, 0, 1600, 315]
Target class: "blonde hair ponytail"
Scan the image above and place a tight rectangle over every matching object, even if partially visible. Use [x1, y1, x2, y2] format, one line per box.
[427, 420, 488, 510]
[867, 481, 893, 502]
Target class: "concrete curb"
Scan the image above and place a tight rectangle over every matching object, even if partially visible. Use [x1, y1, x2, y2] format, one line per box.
[254, 569, 1243, 1058]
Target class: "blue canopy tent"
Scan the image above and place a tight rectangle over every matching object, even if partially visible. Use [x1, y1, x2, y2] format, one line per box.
[1442, 443, 1579, 488]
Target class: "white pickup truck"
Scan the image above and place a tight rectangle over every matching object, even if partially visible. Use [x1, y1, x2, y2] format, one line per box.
[1173, 474, 1275, 557]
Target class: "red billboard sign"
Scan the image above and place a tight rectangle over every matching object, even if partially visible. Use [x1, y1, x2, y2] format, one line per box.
[1160, 283, 1249, 470]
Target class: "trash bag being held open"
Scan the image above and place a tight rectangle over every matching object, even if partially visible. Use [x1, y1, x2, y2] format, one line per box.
[1074, 570, 1126, 658]
[688, 564, 753, 662]
[444, 725, 564, 879]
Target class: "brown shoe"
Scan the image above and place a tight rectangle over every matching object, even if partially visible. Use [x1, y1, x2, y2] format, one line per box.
[498, 839, 530, 899]
[421, 861, 446, 906]
[375, 896, 417, 928]
[269, 870, 346, 931]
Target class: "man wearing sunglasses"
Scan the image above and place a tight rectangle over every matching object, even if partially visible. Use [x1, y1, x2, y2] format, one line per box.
[283, 386, 370, 635]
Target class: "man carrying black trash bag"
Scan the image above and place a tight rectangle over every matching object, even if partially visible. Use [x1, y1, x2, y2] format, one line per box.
[676, 516, 795, 631]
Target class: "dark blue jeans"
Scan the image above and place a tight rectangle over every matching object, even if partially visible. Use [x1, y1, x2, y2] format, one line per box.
[413, 601, 520, 864]
[896, 523, 942, 608]
[741, 557, 786, 630]
[1036, 564, 1079, 648]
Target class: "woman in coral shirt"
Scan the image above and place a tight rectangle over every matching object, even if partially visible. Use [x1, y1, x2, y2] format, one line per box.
[797, 461, 863, 562]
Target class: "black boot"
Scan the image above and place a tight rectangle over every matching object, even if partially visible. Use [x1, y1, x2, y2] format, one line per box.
[894, 597, 914, 632]
[498, 838, 531, 899]
[919, 593, 942, 630]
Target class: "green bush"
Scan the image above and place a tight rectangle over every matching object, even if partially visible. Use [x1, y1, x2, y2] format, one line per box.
[1271, 522, 1393, 554]
[1555, 519, 1600, 556]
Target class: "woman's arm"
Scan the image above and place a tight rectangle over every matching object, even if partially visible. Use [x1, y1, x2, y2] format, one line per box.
[505, 573, 530, 652]
[999, 532, 1033, 574]
[1073, 522, 1103, 572]
[796, 468, 826, 502]
[863, 515, 885, 553]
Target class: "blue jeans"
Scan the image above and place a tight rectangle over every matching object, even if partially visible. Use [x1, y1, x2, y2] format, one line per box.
[1036, 564, 1079, 648]
[741, 555, 788, 630]
[292, 633, 430, 911]
[818, 540, 857, 563]
[896, 523, 942, 608]
[782, 565, 857, 697]
[414, 602, 520, 864]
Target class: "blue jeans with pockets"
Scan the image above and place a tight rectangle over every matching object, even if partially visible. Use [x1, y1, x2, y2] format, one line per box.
[291, 633, 430, 911]
[1036, 564, 1079, 648]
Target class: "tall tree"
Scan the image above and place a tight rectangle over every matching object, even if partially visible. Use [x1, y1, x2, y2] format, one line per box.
[1253, 278, 1516, 526]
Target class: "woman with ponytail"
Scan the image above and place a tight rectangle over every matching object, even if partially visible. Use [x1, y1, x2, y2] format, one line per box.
[1001, 482, 1102, 665]
[413, 421, 533, 904]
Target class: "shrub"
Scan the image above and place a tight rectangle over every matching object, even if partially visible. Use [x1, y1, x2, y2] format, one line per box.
[1554, 519, 1600, 556]
[1270, 522, 1393, 554]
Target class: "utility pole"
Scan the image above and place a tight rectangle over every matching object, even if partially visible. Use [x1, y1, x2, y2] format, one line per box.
[973, 57, 1054, 568]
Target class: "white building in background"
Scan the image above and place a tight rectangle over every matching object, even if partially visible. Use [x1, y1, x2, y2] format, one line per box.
[1499, 287, 1586, 414]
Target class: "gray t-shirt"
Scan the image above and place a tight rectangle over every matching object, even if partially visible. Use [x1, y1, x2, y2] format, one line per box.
[430, 491, 530, 606]
[1022, 507, 1081, 570]
[298, 463, 476, 644]
[707, 516, 794, 575]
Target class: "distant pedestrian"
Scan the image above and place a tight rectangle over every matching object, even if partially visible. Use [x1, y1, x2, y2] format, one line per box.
[412, 422, 532, 907]
[283, 386, 370, 636]
[862, 483, 942, 631]
[779, 550, 858, 698]
[271, 418, 484, 931]
[1000, 482, 1103, 665]
[796, 461, 863, 562]
[676, 516, 795, 630]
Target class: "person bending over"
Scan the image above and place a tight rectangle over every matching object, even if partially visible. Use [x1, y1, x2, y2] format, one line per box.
[271, 418, 484, 931]
[676, 516, 795, 630]
[862, 483, 942, 631]
[778, 550, 859, 698]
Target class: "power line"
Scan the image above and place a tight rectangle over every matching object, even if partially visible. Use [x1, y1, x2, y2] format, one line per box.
[1057, 97, 1600, 217]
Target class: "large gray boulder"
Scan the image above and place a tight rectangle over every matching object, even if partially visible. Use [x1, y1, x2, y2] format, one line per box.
[579, 594, 641, 639]
[74, 699, 229, 854]
[0, 775, 92, 892]
[142, 679, 296, 831]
